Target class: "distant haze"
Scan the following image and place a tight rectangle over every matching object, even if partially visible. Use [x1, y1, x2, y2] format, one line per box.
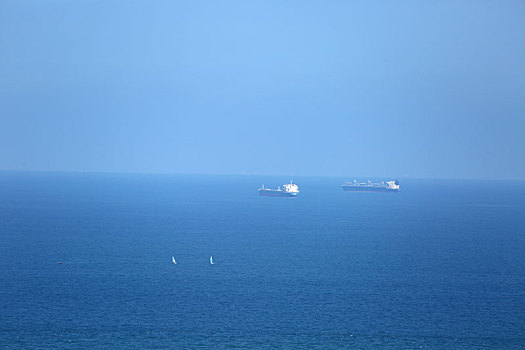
[1, 0, 524, 180]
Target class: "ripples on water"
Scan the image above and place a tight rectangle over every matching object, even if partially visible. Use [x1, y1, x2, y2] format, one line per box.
[1, 173, 524, 349]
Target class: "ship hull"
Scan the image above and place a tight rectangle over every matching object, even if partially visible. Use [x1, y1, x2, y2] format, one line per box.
[259, 190, 297, 197]
[342, 186, 399, 192]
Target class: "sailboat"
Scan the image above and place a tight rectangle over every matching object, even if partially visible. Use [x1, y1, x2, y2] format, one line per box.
[210, 256, 214, 265]
[171, 256, 177, 264]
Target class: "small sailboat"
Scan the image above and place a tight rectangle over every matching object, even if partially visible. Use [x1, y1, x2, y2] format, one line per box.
[210, 256, 214, 265]
[171, 256, 177, 264]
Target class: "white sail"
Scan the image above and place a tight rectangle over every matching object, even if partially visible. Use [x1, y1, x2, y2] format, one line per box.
[172, 256, 177, 264]
[210, 256, 214, 265]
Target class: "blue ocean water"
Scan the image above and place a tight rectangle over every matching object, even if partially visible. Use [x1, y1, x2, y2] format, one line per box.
[1, 172, 524, 349]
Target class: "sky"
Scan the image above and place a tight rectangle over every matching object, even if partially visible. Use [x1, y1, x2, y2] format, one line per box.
[1, 0, 524, 180]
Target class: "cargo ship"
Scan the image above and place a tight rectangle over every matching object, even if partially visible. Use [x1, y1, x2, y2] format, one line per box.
[342, 179, 400, 192]
[259, 181, 299, 197]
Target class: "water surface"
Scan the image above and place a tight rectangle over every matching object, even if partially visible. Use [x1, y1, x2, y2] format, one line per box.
[1, 173, 524, 349]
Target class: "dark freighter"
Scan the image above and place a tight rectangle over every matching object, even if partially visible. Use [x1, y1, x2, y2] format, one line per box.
[259, 181, 299, 197]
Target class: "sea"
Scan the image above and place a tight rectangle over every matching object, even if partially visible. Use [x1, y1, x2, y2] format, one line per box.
[1, 172, 524, 349]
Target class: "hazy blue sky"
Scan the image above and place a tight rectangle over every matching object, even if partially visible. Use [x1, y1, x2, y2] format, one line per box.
[1, 0, 524, 179]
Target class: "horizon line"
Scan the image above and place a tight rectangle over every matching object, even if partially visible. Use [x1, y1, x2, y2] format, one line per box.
[0, 168, 523, 182]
